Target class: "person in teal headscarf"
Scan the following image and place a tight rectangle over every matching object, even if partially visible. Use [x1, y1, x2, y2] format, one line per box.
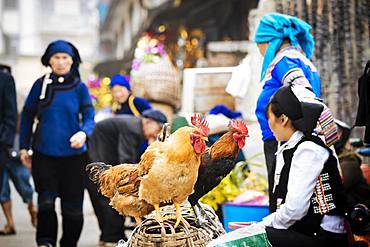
[255, 13, 315, 81]
[254, 13, 322, 212]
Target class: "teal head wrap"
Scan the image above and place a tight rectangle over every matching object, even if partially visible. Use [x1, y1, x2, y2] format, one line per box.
[254, 13, 314, 81]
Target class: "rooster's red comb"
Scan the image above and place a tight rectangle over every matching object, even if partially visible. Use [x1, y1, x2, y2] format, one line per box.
[191, 114, 209, 136]
[228, 119, 249, 136]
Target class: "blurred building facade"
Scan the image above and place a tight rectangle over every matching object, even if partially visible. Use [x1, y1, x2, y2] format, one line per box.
[95, 0, 173, 75]
[0, 0, 99, 106]
[94, 0, 259, 122]
[99, 0, 369, 124]
[95, 0, 258, 76]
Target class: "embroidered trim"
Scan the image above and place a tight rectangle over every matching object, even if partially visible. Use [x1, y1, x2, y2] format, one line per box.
[38, 76, 80, 110]
[312, 173, 336, 215]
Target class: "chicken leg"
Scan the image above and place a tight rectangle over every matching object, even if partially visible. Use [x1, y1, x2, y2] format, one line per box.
[154, 204, 164, 225]
[134, 215, 142, 225]
[174, 203, 191, 228]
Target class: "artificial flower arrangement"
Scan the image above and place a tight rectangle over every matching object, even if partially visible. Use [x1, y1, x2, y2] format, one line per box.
[131, 33, 167, 76]
[86, 75, 112, 111]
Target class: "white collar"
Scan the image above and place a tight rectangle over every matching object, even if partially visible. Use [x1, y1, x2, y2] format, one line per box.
[275, 131, 304, 155]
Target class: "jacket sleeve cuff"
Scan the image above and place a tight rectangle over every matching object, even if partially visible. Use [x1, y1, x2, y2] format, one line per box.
[262, 213, 274, 227]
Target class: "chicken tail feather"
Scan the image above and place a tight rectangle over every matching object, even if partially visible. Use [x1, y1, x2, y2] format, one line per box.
[86, 162, 112, 183]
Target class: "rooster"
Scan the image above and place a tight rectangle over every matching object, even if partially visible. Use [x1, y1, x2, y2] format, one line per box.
[137, 114, 209, 227]
[188, 119, 249, 206]
[86, 119, 248, 226]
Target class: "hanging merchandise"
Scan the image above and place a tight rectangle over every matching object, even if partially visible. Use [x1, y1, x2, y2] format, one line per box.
[321, 0, 329, 86]
[275, 0, 283, 13]
[226, 59, 251, 98]
[275, 0, 370, 124]
[337, 0, 346, 119]
[301, 0, 308, 23]
[131, 34, 181, 110]
[354, 0, 364, 70]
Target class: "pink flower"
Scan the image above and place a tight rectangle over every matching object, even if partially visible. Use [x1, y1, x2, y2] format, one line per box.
[131, 58, 141, 70]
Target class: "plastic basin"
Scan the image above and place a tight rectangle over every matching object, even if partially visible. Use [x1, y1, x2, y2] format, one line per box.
[222, 202, 269, 232]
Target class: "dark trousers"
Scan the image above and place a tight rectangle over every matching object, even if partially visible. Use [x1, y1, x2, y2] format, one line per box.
[263, 140, 278, 212]
[266, 227, 349, 247]
[32, 151, 86, 247]
[85, 171, 127, 243]
[0, 148, 9, 194]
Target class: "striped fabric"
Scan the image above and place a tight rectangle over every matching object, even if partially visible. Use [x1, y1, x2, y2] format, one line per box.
[318, 108, 338, 146]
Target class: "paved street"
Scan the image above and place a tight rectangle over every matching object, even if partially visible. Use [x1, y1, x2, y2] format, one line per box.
[0, 122, 266, 247]
[0, 182, 101, 247]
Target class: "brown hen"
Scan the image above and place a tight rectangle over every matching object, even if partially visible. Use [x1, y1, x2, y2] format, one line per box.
[86, 162, 152, 224]
[138, 114, 209, 227]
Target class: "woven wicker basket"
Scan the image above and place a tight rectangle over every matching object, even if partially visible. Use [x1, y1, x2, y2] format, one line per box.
[122, 203, 223, 247]
[131, 55, 181, 110]
[128, 218, 209, 247]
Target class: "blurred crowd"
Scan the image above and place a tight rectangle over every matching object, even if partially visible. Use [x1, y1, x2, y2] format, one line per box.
[0, 12, 369, 247]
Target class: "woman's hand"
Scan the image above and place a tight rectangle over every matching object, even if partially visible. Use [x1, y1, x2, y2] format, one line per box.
[20, 149, 32, 170]
[70, 131, 87, 149]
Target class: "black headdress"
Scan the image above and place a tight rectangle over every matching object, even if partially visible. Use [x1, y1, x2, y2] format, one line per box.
[271, 85, 324, 135]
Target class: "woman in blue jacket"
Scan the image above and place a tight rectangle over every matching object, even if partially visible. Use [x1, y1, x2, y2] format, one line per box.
[19, 40, 95, 247]
[254, 13, 323, 212]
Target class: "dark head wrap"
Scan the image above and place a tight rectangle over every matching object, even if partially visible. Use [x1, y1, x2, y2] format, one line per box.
[109, 74, 131, 90]
[41, 40, 82, 78]
[270, 85, 324, 135]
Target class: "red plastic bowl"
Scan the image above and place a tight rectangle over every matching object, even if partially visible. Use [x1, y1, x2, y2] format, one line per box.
[228, 221, 256, 230]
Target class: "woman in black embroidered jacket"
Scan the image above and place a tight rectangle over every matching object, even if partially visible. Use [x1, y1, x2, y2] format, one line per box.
[19, 40, 95, 247]
[262, 85, 348, 247]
